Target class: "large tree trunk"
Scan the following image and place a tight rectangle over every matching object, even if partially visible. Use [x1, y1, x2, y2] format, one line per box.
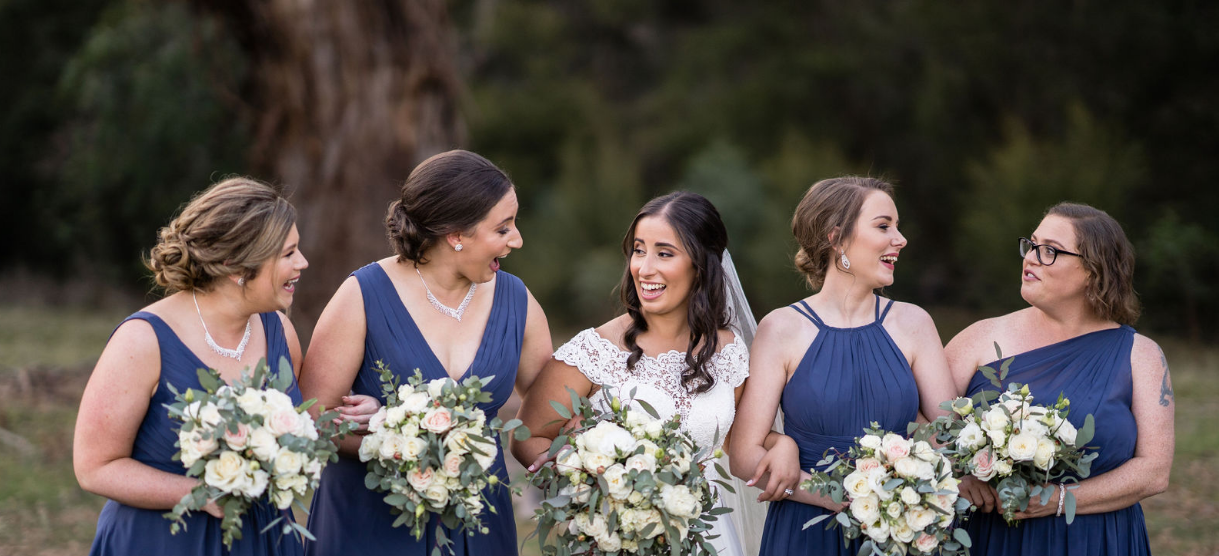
[205, 0, 466, 343]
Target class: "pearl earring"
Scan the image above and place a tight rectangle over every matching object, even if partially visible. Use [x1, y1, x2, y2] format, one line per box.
[454, 243, 464, 252]
[840, 250, 851, 270]
[237, 277, 246, 286]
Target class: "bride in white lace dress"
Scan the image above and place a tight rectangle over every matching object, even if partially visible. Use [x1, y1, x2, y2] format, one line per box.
[512, 192, 788, 556]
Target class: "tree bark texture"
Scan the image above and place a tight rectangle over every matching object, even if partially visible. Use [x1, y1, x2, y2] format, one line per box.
[207, 0, 467, 343]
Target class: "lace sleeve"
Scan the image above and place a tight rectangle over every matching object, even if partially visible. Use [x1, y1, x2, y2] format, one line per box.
[552, 329, 629, 387]
[712, 336, 750, 388]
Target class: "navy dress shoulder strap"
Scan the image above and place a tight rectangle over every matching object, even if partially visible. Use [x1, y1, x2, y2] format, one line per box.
[875, 295, 895, 323]
[790, 300, 825, 328]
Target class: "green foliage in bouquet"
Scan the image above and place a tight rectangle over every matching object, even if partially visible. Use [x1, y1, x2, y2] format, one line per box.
[525, 386, 731, 556]
[360, 361, 524, 556]
[162, 356, 355, 549]
[930, 344, 1098, 525]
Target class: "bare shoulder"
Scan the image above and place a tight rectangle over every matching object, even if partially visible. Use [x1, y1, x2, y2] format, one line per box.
[716, 328, 738, 348]
[884, 300, 935, 329]
[593, 314, 632, 346]
[107, 316, 160, 355]
[1130, 333, 1167, 378]
[757, 304, 808, 331]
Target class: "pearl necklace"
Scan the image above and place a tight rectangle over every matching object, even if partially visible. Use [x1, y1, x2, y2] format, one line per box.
[192, 291, 251, 360]
[416, 267, 476, 322]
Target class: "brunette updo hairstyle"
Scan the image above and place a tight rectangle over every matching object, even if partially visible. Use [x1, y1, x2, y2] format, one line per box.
[792, 176, 895, 290]
[386, 150, 514, 264]
[147, 177, 296, 293]
[1044, 202, 1141, 325]
[618, 192, 730, 394]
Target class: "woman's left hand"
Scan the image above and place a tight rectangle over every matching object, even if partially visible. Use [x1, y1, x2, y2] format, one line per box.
[336, 394, 380, 433]
[1012, 484, 1059, 520]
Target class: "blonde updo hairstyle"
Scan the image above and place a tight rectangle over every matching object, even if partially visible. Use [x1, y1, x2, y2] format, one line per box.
[147, 177, 296, 293]
[792, 176, 895, 290]
[385, 150, 514, 265]
[1044, 202, 1141, 325]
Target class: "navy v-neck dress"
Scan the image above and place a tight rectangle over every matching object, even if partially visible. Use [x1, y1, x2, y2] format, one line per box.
[759, 295, 920, 556]
[89, 311, 304, 556]
[305, 263, 526, 556]
[963, 325, 1151, 556]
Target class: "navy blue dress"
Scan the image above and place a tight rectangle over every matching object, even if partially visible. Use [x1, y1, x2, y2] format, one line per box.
[89, 311, 304, 556]
[305, 263, 525, 556]
[759, 295, 920, 556]
[963, 325, 1151, 556]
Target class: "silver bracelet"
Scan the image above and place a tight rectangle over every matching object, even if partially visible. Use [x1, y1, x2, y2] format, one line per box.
[1056, 483, 1067, 517]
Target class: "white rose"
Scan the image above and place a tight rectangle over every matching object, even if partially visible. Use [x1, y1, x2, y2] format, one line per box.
[1055, 419, 1078, 446]
[199, 403, 223, 427]
[272, 487, 296, 510]
[400, 436, 427, 461]
[423, 482, 450, 507]
[886, 500, 903, 519]
[915, 459, 937, 482]
[660, 485, 701, 518]
[204, 451, 249, 493]
[636, 439, 661, 459]
[582, 451, 615, 473]
[993, 459, 1013, 476]
[581, 513, 608, 539]
[379, 433, 407, 460]
[597, 532, 622, 552]
[245, 468, 270, 498]
[590, 421, 636, 456]
[249, 427, 280, 462]
[670, 519, 689, 541]
[560, 482, 593, 504]
[936, 476, 960, 495]
[639, 510, 664, 538]
[625, 453, 657, 474]
[602, 464, 633, 500]
[905, 504, 936, 531]
[912, 441, 939, 463]
[956, 422, 986, 451]
[385, 405, 408, 428]
[982, 408, 1010, 432]
[555, 446, 584, 476]
[627, 491, 645, 505]
[236, 389, 265, 415]
[894, 456, 921, 479]
[901, 486, 920, 505]
[859, 434, 883, 450]
[263, 390, 295, 414]
[276, 473, 308, 495]
[866, 468, 894, 501]
[891, 517, 917, 544]
[427, 379, 447, 400]
[1018, 419, 1049, 439]
[359, 432, 384, 462]
[843, 471, 872, 499]
[865, 517, 890, 543]
[624, 410, 651, 431]
[849, 493, 881, 524]
[669, 451, 693, 475]
[644, 419, 664, 439]
[1033, 437, 1057, 470]
[274, 447, 303, 475]
[1006, 432, 1039, 461]
[400, 392, 430, 415]
[304, 458, 321, 479]
[444, 430, 471, 456]
[368, 408, 387, 433]
[180, 431, 218, 467]
[472, 446, 496, 471]
[622, 538, 639, 553]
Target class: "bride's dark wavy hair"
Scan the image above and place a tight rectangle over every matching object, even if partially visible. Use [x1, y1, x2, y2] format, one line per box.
[618, 192, 730, 394]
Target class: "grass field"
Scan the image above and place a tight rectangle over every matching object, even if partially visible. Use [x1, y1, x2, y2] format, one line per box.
[0, 304, 1215, 555]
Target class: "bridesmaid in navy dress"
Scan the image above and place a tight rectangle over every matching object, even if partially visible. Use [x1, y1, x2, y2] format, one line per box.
[729, 177, 958, 556]
[299, 150, 553, 556]
[75, 178, 312, 555]
[946, 203, 1172, 556]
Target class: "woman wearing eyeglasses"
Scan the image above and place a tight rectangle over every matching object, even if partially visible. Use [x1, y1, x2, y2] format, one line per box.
[944, 203, 1172, 556]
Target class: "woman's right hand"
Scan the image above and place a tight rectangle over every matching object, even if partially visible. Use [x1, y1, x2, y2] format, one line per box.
[748, 435, 802, 502]
[202, 499, 224, 519]
[958, 475, 998, 513]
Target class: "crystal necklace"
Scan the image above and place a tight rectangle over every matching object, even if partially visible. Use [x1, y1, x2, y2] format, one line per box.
[416, 267, 477, 322]
[192, 291, 251, 360]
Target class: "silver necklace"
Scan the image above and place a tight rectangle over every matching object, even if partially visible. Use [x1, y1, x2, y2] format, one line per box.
[192, 291, 251, 360]
[416, 267, 477, 322]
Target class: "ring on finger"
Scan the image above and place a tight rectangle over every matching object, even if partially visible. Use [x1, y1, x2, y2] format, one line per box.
[783, 488, 794, 496]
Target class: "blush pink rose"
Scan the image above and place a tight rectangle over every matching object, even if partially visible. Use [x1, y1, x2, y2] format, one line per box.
[881, 434, 912, 462]
[421, 408, 453, 434]
[223, 423, 251, 450]
[914, 532, 939, 553]
[855, 457, 883, 474]
[269, 409, 301, 437]
[971, 449, 997, 481]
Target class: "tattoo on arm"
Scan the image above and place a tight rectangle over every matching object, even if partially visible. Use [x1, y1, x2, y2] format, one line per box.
[1158, 347, 1174, 407]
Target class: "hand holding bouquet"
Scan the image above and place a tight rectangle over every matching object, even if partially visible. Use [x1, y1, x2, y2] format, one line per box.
[164, 357, 354, 548]
[359, 362, 524, 548]
[527, 388, 731, 556]
[801, 423, 972, 555]
[931, 348, 1097, 524]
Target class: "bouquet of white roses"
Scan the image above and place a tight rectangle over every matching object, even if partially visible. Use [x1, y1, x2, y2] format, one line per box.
[526, 387, 731, 556]
[931, 348, 1097, 525]
[164, 357, 353, 549]
[801, 423, 972, 556]
[359, 362, 524, 548]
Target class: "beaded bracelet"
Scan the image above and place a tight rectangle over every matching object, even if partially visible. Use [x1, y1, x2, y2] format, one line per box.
[1056, 483, 1067, 517]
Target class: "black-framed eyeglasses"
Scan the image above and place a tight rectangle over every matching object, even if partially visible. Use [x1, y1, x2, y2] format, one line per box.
[1019, 237, 1082, 266]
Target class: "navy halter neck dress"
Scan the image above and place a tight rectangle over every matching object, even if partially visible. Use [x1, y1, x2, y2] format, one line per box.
[88, 311, 304, 556]
[963, 325, 1151, 556]
[759, 295, 920, 556]
[305, 263, 526, 556]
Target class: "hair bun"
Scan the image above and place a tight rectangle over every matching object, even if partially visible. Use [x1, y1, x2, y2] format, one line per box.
[149, 223, 202, 292]
[385, 200, 429, 262]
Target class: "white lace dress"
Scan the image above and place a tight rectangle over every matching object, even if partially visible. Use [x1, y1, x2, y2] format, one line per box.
[553, 328, 750, 556]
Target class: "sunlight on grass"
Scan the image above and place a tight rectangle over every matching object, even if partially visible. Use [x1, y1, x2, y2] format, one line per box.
[0, 306, 126, 371]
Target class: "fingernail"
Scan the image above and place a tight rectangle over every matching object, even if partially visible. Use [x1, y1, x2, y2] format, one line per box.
[746, 480, 754, 486]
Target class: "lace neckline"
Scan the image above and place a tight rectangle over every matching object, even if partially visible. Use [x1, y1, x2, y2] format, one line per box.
[582, 328, 746, 363]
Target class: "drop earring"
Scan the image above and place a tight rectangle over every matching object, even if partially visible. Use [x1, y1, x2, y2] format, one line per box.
[840, 250, 851, 270]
